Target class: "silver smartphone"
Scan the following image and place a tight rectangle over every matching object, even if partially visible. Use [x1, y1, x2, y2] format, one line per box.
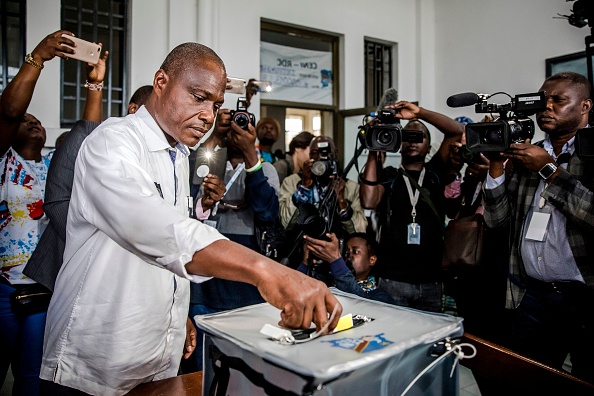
[226, 77, 246, 94]
[61, 34, 101, 64]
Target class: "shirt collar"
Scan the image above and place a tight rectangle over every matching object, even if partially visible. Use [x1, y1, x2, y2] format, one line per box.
[543, 134, 574, 160]
[133, 105, 189, 158]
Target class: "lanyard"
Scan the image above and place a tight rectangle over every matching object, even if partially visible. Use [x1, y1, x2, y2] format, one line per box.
[212, 162, 245, 216]
[401, 167, 425, 223]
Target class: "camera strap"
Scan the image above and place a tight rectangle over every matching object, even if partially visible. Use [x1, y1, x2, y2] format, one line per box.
[212, 162, 245, 216]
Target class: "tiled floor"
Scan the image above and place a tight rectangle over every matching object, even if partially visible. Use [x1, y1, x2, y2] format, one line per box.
[459, 365, 482, 396]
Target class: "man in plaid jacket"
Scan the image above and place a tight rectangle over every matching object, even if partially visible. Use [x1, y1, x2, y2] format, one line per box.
[483, 72, 593, 382]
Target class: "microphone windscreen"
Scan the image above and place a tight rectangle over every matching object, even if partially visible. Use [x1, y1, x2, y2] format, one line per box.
[377, 87, 399, 111]
[447, 92, 480, 108]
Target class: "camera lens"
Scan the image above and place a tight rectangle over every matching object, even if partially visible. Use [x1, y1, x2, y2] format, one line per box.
[233, 113, 250, 130]
[376, 130, 394, 146]
[484, 128, 503, 144]
[311, 160, 328, 177]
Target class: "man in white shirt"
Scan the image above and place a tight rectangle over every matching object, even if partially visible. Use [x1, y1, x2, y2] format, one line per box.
[40, 42, 341, 396]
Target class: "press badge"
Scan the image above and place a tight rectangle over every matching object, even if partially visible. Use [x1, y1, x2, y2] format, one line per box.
[407, 223, 421, 245]
[525, 212, 551, 242]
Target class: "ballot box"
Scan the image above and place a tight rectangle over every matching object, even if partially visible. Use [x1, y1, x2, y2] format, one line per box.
[195, 290, 464, 396]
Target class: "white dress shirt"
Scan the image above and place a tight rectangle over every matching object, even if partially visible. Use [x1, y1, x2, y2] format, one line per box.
[40, 106, 226, 395]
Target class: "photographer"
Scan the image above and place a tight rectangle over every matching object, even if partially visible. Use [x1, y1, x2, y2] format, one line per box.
[187, 107, 280, 371]
[299, 232, 396, 304]
[483, 72, 594, 382]
[360, 101, 463, 312]
[279, 136, 367, 274]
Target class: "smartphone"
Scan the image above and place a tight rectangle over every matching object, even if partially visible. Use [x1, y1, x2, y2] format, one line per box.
[61, 34, 101, 64]
[250, 80, 272, 93]
[192, 147, 228, 186]
[226, 77, 246, 94]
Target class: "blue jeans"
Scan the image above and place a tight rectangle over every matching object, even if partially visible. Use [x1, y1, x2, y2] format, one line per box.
[379, 278, 443, 313]
[180, 303, 219, 373]
[0, 282, 47, 396]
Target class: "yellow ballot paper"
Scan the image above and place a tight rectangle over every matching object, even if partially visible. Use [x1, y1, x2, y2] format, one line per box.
[334, 313, 354, 332]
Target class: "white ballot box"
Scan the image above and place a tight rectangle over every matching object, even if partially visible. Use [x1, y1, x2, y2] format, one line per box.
[195, 290, 464, 396]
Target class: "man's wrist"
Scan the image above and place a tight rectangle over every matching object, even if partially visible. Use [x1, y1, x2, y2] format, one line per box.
[24, 53, 44, 70]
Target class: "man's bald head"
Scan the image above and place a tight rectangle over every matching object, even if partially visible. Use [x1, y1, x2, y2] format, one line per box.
[160, 43, 226, 79]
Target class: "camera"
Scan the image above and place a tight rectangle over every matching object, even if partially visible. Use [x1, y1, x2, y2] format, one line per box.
[311, 141, 339, 182]
[458, 145, 483, 164]
[358, 108, 425, 153]
[449, 91, 547, 153]
[229, 97, 255, 130]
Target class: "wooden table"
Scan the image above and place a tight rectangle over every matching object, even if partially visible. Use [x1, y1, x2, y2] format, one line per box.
[126, 371, 203, 396]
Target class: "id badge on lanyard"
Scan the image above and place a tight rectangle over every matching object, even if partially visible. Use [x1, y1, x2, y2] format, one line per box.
[402, 168, 425, 245]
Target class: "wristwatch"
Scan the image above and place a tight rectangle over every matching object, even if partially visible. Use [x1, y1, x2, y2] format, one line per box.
[538, 162, 558, 180]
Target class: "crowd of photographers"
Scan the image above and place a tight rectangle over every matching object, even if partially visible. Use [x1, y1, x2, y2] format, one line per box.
[186, 71, 594, 384]
[1, 28, 593, 395]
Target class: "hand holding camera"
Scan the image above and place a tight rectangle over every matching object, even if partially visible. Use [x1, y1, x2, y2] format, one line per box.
[390, 101, 421, 120]
[303, 233, 342, 264]
[301, 159, 314, 188]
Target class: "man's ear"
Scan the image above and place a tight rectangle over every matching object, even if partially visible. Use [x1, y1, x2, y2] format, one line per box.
[153, 69, 168, 96]
[582, 98, 593, 115]
[368, 254, 377, 267]
[127, 103, 138, 115]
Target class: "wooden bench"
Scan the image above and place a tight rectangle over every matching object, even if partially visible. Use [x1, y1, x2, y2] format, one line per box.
[461, 333, 594, 395]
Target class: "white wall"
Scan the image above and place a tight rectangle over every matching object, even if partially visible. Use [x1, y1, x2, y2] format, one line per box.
[434, 0, 588, 142]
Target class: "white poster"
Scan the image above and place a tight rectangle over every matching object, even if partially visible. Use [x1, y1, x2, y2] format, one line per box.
[260, 41, 333, 105]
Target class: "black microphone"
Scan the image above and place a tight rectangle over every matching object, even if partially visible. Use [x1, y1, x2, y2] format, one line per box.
[446, 92, 480, 108]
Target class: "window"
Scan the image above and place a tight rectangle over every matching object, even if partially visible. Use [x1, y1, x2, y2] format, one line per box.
[61, 0, 128, 127]
[0, 0, 25, 93]
[365, 39, 394, 108]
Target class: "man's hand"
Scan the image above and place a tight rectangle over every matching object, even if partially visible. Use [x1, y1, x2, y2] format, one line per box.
[466, 153, 490, 180]
[304, 233, 342, 263]
[30, 30, 77, 66]
[503, 139, 555, 173]
[86, 47, 109, 83]
[187, 240, 343, 332]
[206, 109, 232, 148]
[183, 317, 197, 359]
[201, 174, 226, 211]
[331, 179, 347, 211]
[390, 101, 421, 120]
[227, 121, 259, 168]
[301, 159, 314, 188]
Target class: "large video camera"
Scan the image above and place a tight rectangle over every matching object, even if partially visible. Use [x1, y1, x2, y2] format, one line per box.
[229, 97, 255, 130]
[358, 109, 424, 153]
[447, 91, 547, 154]
[311, 140, 339, 183]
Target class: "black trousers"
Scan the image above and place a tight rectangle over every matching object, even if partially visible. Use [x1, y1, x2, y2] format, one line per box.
[40, 380, 91, 396]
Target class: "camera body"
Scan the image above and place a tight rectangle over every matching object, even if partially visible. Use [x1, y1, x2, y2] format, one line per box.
[229, 97, 255, 130]
[359, 108, 404, 152]
[359, 109, 426, 152]
[465, 92, 546, 153]
[311, 141, 339, 182]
